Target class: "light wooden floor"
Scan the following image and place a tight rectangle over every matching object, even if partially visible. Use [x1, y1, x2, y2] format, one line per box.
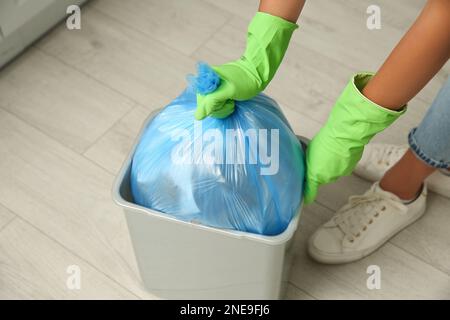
[0, 0, 449, 299]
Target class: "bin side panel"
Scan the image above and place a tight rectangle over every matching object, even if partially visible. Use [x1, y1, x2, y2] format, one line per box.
[125, 209, 289, 299]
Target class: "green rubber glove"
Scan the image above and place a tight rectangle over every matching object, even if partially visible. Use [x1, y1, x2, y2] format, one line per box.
[304, 73, 406, 204]
[195, 12, 298, 120]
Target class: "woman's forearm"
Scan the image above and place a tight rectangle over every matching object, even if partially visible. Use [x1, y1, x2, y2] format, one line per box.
[259, 0, 305, 23]
[363, 0, 450, 110]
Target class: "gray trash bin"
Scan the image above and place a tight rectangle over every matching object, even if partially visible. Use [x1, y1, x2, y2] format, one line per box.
[112, 110, 304, 299]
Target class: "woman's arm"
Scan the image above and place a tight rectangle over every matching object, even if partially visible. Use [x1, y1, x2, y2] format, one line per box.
[303, 0, 450, 204]
[259, 0, 305, 23]
[363, 0, 450, 110]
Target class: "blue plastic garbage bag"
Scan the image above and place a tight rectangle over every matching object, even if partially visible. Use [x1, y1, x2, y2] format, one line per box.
[130, 65, 305, 235]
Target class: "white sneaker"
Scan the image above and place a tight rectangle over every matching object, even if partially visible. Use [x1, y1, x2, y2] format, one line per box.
[354, 143, 450, 199]
[308, 182, 427, 264]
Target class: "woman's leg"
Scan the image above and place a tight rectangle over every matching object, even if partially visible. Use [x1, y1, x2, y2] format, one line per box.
[380, 76, 450, 200]
[379, 150, 435, 200]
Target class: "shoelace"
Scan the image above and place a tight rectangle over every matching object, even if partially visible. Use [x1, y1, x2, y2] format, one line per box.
[334, 186, 408, 243]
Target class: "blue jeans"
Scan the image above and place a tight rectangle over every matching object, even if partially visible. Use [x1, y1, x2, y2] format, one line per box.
[408, 76, 450, 169]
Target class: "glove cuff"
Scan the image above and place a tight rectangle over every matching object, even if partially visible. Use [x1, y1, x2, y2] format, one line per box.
[250, 12, 299, 32]
[344, 72, 406, 121]
[242, 12, 298, 89]
[328, 73, 406, 146]
[306, 73, 406, 188]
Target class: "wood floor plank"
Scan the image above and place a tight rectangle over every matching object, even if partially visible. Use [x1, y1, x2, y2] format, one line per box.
[290, 202, 450, 299]
[296, 0, 448, 106]
[202, 0, 259, 21]
[0, 109, 156, 299]
[334, 0, 425, 31]
[90, 0, 231, 55]
[295, 1, 408, 70]
[83, 105, 152, 174]
[389, 194, 450, 276]
[0, 217, 136, 299]
[0, 49, 134, 153]
[285, 284, 316, 300]
[205, 0, 425, 31]
[0, 204, 15, 231]
[279, 104, 322, 140]
[37, 6, 196, 110]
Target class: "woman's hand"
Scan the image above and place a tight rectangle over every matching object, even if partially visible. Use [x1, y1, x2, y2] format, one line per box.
[194, 9, 300, 120]
[304, 73, 405, 204]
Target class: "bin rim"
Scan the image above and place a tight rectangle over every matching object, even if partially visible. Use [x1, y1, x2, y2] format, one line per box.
[112, 108, 302, 246]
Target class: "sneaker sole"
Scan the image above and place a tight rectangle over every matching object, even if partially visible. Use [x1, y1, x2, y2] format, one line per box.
[307, 204, 426, 264]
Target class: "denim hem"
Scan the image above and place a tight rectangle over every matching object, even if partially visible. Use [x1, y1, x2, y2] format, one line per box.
[408, 128, 450, 169]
